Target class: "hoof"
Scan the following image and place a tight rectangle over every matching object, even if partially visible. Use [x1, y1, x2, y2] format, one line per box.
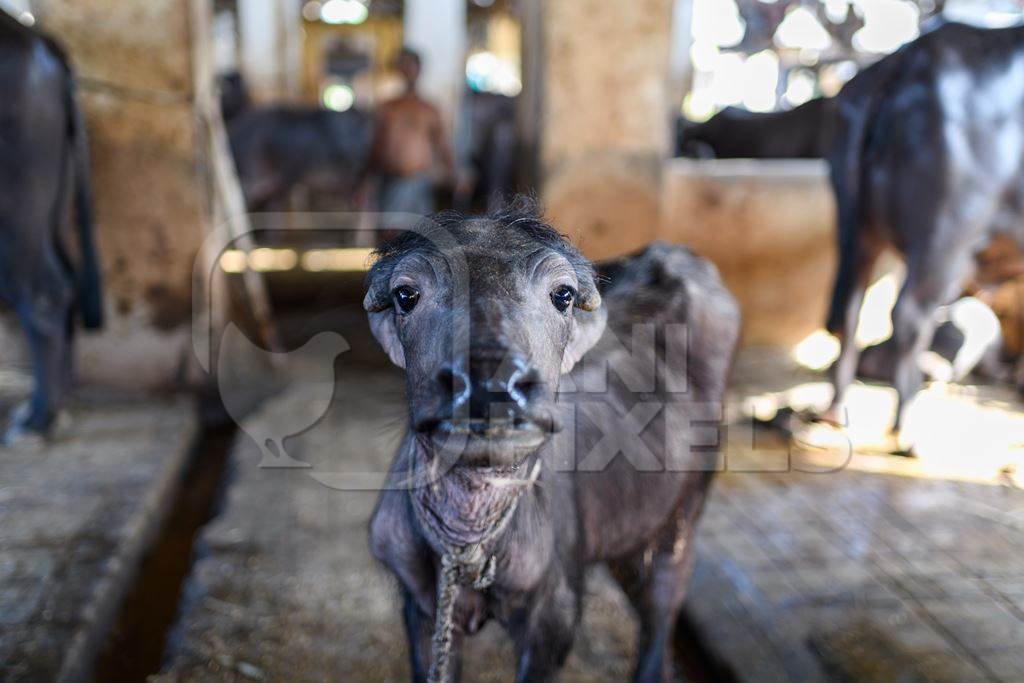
[1, 422, 47, 451]
[751, 406, 800, 437]
[884, 430, 916, 458]
[1, 403, 50, 451]
[809, 405, 846, 429]
[6, 401, 31, 426]
[791, 418, 852, 454]
[52, 410, 73, 437]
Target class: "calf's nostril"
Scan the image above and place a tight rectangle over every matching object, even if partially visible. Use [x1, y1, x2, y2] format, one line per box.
[508, 366, 542, 407]
[437, 366, 471, 406]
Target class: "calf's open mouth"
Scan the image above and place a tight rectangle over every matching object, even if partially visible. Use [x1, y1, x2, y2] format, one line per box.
[416, 415, 559, 465]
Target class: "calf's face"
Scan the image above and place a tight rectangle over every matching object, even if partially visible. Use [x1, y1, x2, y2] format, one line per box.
[365, 216, 606, 467]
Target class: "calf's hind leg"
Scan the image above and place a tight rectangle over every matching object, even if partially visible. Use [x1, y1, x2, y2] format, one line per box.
[889, 192, 990, 444]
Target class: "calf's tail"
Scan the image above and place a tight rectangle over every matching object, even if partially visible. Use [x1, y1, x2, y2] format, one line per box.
[65, 65, 103, 329]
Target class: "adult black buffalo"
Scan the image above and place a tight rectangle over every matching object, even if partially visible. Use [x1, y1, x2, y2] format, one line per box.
[0, 12, 102, 445]
[676, 96, 834, 159]
[823, 22, 1024, 441]
[228, 106, 372, 211]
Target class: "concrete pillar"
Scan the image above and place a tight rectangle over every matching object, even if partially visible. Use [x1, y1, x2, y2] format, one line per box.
[536, 0, 676, 260]
[668, 0, 695, 119]
[403, 0, 466, 134]
[238, 0, 302, 102]
[517, 0, 544, 188]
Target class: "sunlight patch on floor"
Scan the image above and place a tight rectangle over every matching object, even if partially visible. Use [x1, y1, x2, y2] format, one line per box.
[790, 269, 903, 371]
[741, 380, 1024, 487]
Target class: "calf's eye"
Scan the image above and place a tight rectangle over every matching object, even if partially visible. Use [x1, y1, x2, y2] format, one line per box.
[550, 285, 576, 313]
[393, 285, 420, 314]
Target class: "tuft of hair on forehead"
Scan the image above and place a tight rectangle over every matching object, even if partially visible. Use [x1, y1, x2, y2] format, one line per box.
[364, 196, 601, 312]
[374, 197, 582, 260]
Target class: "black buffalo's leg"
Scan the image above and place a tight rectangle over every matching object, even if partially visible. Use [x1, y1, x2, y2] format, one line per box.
[890, 275, 933, 436]
[510, 570, 580, 683]
[247, 156, 308, 215]
[5, 285, 72, 442]
[825, 235, 883, 426]
[890, 249, 974, 437]
[57, 244, 78, 396]
[887, 179, 996, 441]
[63, 304, 76, 396]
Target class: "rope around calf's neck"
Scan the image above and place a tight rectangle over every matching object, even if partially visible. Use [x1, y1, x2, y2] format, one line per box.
[408, 459, 541, 683]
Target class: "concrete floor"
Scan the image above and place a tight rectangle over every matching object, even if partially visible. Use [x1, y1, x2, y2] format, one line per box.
[688, 461, 1024, 682]
[680, 352, 1024, 682]
[0, 378, 196, 682]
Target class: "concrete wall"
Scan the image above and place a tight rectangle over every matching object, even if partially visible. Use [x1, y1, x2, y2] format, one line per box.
[660, 159, 836, 347]
[532, 0, 835, 348]
[538, 0, 675, 261]
[0, 0, 216, 387]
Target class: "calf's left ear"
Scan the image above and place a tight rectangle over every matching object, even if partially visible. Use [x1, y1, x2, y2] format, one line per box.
[364, 267, 406, 369]
[576, 274, 601, 313]
[561, 286, 606, 374]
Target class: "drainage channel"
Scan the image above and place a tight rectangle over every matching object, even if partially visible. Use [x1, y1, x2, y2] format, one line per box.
[676, 609, 737, 683]
[91, 398, 237, 683]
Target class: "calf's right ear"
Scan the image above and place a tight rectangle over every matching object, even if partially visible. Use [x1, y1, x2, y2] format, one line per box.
[364, 267, 406, 369]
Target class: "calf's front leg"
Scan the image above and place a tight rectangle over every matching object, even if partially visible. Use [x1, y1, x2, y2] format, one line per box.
[403, 589, 464, 683]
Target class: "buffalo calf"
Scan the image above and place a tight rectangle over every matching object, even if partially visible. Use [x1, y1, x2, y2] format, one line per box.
[367, 200, 739, 682]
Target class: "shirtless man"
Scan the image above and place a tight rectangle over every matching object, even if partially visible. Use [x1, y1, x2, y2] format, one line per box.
[365, 48, 457, 223]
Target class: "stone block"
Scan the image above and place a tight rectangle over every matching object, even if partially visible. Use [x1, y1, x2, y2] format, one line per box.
[545, 155, 662, 262]
[660, 159, 836, 347]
